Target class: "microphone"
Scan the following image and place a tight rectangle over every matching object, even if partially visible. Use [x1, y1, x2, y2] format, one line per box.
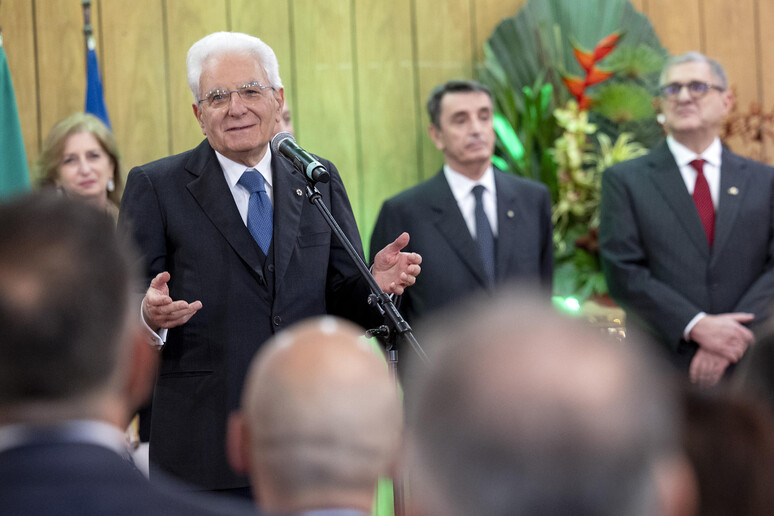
[271, 132, 330, 183]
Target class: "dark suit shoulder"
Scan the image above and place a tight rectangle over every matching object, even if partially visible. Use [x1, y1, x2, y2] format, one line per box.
[723, 147, 774, 174]
[493, 167, 550, 196]
[379, 171, 448, 208]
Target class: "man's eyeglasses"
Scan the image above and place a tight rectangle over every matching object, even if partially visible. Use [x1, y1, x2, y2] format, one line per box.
[197, 82, 274, 109]
[659, 81, 725, 100]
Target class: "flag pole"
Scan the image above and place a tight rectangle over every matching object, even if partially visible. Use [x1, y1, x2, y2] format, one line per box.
[82, 0, 94, 52]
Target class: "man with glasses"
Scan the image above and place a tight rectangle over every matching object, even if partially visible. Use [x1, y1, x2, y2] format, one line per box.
[119, 31, 421, 497]
[600, 52, 774, 386]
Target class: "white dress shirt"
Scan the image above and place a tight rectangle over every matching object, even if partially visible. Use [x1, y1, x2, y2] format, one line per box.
[665, 136, 723, 340]
[443, 165, 498, 238]
[667, 135, 722, 209]
[215, 145, 275, 224]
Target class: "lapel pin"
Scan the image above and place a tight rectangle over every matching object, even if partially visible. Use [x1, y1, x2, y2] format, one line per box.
[728, 187, 739, 196]
[296, 189, 303, 196]
[507, 210, 515, 218]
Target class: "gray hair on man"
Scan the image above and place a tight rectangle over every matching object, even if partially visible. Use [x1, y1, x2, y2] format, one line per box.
[404, 291, 696, 516]
[186, 31, 283, 102]
[659, 51, 728, 90]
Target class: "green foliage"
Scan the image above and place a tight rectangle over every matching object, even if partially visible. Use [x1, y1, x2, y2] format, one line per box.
[591, 82, 655, 122]
[603, 43, 666, 79]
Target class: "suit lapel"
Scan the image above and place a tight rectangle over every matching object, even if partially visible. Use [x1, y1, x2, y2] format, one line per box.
[712, 149, 749, 257]
[648, 142, 711, 257]
[271, 153, 308, 291]
[185, 140, 267, 283]
[428, 171, 491, 287]
[493, 170, 524, 276]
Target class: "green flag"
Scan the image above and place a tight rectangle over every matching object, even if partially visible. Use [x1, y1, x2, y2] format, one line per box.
[0, 35, 31, 200]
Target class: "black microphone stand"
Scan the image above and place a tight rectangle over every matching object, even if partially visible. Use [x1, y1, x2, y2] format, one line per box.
[301, 173, 428, 516]
[301, 181, 429, 370]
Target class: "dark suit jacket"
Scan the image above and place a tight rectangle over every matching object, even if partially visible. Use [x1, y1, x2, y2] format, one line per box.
[0, 442, 256, 515]
[118, 140, 373, 490]
[369, 168, 553, 324]
[599, 141, 774, 369]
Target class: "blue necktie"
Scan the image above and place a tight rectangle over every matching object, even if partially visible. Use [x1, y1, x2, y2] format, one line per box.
[238, 169, 273, 254]
[473, 185, 495, 285]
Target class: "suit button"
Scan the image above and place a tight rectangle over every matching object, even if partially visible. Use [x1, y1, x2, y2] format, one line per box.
[273, 315, 282, 326]
[267, 264, 275, 272]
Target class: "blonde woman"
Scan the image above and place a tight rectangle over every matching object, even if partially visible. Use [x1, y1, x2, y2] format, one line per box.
[36, 112, 122, 219]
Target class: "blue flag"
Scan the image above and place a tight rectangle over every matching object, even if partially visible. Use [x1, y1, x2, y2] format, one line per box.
[85, 43, 111, 128]
[0, 38, 31, 200]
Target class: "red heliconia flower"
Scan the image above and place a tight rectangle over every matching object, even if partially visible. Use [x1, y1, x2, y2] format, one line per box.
[562, 74, 586, 99]
[585, 67, 614, 86]
[573, 47, 595, 72]
[593, 31, 622, 61]
[563, 30, 623, 106]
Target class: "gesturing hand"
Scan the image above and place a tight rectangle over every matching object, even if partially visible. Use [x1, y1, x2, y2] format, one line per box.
[372, 232, 422, 295]
[142, 271, 203, 332]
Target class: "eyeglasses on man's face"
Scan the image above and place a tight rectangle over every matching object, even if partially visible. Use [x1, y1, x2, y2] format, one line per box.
[659, 81, 725, 100]
[197, 81, 274, 109]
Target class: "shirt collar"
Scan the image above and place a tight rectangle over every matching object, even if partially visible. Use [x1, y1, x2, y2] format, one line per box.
[666, 135, 722, 168]
[0, 419, 129, 456]
[443, 164, 496, 201]
[215, 144, 274, 190]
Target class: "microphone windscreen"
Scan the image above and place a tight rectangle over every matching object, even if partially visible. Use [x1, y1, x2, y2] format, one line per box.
[271, 131, 295, 156]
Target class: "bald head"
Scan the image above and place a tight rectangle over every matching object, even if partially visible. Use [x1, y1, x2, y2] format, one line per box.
[406, 293, 687, 516]
[234, 317, 401, 512]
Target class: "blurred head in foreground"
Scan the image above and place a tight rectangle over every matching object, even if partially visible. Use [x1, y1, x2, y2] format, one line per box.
[404, 291, 697, 516]
[228, 316, 402, 513]
[0, 193, 152, 427]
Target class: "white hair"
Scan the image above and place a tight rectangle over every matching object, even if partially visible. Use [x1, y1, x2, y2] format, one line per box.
[186, 31, 283, 102]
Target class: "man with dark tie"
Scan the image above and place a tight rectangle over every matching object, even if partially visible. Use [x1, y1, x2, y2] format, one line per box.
[118, 31, 421, 495]
[0, 194, 254, 515]
[370, 80, 553, 326]
[600, 52, 774, 387]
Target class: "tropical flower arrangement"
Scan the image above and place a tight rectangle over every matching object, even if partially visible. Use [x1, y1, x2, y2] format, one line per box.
[479, 0, 666, 300]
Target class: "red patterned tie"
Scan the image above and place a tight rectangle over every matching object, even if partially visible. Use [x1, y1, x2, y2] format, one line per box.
[690, 159, 714, 247]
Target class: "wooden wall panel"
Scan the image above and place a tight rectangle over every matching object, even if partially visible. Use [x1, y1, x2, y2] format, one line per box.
[34, 0, 90, 155]
[166, 0, 229, 155]
[354, 0, 419, 251]
[0, 0, 37, 173]
[414, 0, 475, 182]
[758, 0, 774, 163]
[5, 0, 774, 208]
[703, 0, 758, 159]
[100, 0, 168, 180]
[292, 0, 361, 219]
[231, 0, 294, 123]
[646, 0, 701, 54]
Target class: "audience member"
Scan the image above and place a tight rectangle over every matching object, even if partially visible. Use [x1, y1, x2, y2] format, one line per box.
[227, 316, 401, 515]
[600, 52, 774, 386]
[681, 389, 774, 516]
[403, 291, 696, 516]
[0, 194, 255, 515]
[35, 112, 122, 219]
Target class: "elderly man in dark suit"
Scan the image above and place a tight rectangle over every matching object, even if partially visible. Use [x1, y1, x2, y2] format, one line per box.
[118, 31, 421, 495]
[0, 194, 255, 516]
[600, 52, 774, 387]
[370, 80, 553, 325]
